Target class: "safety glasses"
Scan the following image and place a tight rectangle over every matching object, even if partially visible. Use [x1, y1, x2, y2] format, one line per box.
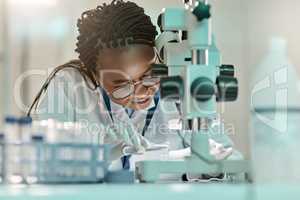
[110, 76, 160, 99]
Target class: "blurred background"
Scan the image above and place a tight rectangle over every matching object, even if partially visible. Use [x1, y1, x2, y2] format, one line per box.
[0, 0, 300, 158]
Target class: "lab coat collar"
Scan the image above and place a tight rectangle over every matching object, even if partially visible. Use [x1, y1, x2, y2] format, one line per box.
[108, 97, 156, 132]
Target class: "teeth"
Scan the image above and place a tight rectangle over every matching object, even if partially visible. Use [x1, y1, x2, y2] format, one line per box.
[134, 98, 148, 103]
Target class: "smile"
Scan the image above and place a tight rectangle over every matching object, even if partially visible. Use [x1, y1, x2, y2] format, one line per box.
[133, 98, 150, 104]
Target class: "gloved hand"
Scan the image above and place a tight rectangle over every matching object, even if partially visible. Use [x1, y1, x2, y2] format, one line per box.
[168, 139, 233, 160]
[139, 136, 169, 152]
[209, 139, 233, 160]
[104, 121, 169, 156]
[104, 122, 145, 155]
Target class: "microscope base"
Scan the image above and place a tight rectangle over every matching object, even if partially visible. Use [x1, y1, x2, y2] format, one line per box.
[135, 157, 250, 183]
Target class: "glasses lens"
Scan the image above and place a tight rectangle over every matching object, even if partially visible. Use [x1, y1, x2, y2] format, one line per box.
[142, 77, 160, 87]
[112, 84, 134, 99]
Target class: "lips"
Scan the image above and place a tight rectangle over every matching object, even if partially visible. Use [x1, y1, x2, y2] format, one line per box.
[133, 98, 150, 104]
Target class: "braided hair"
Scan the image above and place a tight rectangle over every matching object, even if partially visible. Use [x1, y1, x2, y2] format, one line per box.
[28, 0, 158, 116]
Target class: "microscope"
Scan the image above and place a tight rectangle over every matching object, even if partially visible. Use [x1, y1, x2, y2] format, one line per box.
[136, 0, 250, 182]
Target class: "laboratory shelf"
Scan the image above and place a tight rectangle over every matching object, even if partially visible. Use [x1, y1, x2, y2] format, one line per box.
[0, 184, 299, 200]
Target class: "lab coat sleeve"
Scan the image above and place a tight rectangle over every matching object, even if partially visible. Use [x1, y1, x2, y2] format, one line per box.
[32, 69, 77, 122]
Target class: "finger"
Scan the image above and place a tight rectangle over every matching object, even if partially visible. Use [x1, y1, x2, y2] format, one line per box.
[169, 148, 191, 159]
[214, 148, 233, 160]
[126, 124, 142, 148]
[122, 145, 145, 155]
[140, 135, 151, 149]
[140, 135, 169, 151]
[130, 133, 142, 149]
[112, 123, 132, 145]
[122, 128, 133, 146]
[218, 148, 233, 160]
[122, 145, 136, 155]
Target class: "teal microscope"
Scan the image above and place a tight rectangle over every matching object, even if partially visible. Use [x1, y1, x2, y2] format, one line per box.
[136, 0, 250, 183]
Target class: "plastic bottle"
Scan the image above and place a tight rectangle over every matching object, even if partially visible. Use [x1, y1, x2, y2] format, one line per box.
[44, 119, 58, 143]
[250, 37, 300, 184]
[19, 117, 33, 142]
[25, 135, 44, 184]
[4, 116, 20, 142]
[19, 117, 33, 183]
[4, 116, 22, 184]
[31, 120, 47, 140]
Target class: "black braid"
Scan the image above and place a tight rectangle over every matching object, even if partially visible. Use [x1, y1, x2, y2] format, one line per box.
[76, 0, 157, 71]
[27, 0, 157, 117]
[27, 60, 98, 116]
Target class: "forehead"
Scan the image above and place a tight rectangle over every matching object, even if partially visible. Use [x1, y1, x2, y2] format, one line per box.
[97, 45, 155, 68]
[96, 45, 155, 81]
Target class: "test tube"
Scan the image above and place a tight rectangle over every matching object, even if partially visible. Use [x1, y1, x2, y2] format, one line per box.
[73, 122, 90, 177]
[45, 119, 58, 143]
[25, 135, 44, 184]
[19, 117, 33, 142]
[19, 117, 33, 184]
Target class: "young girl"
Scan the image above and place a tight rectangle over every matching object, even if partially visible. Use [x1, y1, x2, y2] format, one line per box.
[28, 0, 182, 170]
[28, 0, 233, 172]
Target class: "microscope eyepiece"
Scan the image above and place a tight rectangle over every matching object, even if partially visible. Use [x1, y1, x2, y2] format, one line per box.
[151, 64, 169, 78]
[160, 76, 184, 101]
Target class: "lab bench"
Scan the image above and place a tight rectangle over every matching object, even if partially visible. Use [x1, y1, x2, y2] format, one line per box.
[0, 184, 299, 200]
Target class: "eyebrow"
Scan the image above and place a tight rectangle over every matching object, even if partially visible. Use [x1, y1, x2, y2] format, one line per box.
[143, 66, 152, 74]
[112, 79, 130, 84]
[112, 53, 157, 84]
[141, 53, 157, 75]
[149, 52, 157, 64]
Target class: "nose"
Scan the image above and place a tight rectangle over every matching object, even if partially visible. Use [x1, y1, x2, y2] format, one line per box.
[133, 83, 149, 99]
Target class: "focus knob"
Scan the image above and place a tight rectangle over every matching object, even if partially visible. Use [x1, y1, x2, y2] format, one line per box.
[216, 76, 238, 102]
[192, 2, 211, 22]
[191, 77, 215, 102]
[219, 65, 235, 77]
[160, 76, 184, 101]
[157, 13, 164, 32]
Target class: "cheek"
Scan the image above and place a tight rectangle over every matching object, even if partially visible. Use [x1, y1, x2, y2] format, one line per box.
[101, 78, 117, 94]
[150, 84, 160, 94]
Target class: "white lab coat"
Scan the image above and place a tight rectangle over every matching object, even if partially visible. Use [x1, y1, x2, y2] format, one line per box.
[33, 68, 183, 170]
[32, 68, 235, 171]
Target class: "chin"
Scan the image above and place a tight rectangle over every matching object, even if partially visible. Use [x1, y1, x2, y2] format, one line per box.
[130, 98, 151, 110]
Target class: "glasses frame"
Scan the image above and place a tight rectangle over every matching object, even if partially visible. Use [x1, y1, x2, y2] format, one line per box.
[107, 48, 161, 100]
